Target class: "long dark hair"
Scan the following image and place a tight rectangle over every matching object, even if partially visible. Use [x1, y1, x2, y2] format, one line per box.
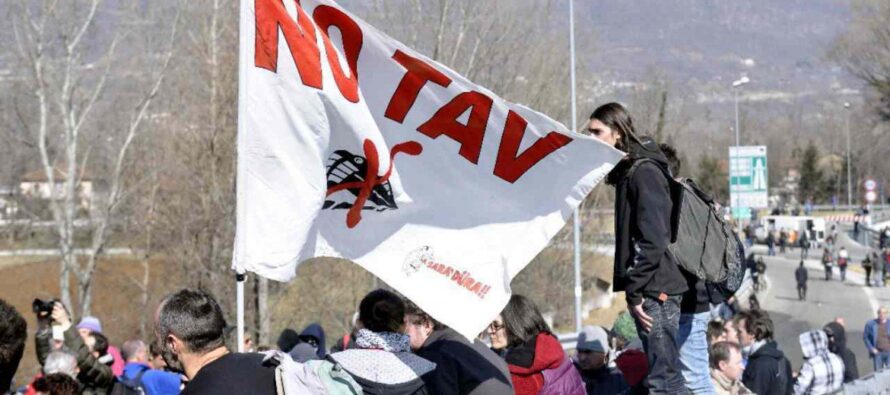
[589, 102, 642, 152]
[502, 295, 551, 348]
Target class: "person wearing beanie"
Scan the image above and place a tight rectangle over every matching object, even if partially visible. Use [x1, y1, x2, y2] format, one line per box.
[76, 316, 125, 377]
[610, 312, 648, 390]
[574, 326, 628, 395]
[611, 312, 639, 349]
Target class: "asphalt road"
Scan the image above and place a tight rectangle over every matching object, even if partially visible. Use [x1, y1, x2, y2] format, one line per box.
[753, 245, 887, 376]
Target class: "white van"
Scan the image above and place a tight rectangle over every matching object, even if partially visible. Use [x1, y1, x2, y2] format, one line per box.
[754, 216, 826, 246]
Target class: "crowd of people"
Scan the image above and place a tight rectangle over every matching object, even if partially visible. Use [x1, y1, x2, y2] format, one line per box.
[4, 287, 887, 395]
[2, 102, 889, 395]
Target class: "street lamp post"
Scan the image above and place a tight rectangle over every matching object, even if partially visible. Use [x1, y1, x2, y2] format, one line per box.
[731, 76, 750, 219]
[845, 102, 852, 207]
[732, 76, 750, 148]
[568, 0, 582, 334]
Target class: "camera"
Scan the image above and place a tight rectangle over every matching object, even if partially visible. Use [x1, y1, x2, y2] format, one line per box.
[32, 298, 58, 315]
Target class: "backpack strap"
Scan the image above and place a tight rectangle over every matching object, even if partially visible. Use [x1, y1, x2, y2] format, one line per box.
[133, 367, 148, 389]
[625, 158, 667, 181]
[121, 364, 149, 390]
[625, 157, 682, 243]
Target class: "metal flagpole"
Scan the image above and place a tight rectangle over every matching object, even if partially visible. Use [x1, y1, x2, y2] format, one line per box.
[569, 0, 583, 334]
[234, 0, 250, 354]
[236, 273, 246, 352]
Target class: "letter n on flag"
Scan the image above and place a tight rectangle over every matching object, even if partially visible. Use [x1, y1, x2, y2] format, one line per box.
[233, 0, 624, 339]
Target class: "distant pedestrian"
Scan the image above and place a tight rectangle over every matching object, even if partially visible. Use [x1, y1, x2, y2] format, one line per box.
[779, 230, 788, 254]
[822, 249, 834, 281]
[854, 218, 861, 239]
[881, 250, 890, 284]
[767, 232, 776, 256]
[863, 252, 875, 287]
[799, 232, 809, 259]
[837, 247, 849, 281]
[863, 307, 890, 371]
[880, 227, 889, 250]
[795, 261, 808, 301]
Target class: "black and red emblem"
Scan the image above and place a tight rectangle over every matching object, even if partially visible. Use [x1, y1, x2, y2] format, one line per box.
[323, 139, 422, 228]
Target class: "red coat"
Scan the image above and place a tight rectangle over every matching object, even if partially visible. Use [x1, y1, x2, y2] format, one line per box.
[507, 333, 583, 395]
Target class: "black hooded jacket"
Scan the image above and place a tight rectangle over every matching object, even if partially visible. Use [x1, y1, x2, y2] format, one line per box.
[742, 340, 793, 395]
[299, 323, 327, 359]
[825, 322, 859, 383]
[609, 137, 688, 305]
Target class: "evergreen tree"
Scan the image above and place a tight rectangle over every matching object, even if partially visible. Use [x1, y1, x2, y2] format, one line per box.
[696, 154, 729, 204]
[798, 141, 824, 203]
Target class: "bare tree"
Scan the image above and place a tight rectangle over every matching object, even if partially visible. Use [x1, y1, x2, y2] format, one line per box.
[829, 0, 890, 120]
[11, 0, 181, 315]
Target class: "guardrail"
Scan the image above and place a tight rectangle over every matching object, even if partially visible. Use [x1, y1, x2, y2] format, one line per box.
[840, 369, 890, 394]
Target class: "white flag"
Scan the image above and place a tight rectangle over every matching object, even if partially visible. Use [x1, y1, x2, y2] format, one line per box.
[234, 0, 624, 339]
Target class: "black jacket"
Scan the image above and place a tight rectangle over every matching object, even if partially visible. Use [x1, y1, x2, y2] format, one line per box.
[610, 137, 688, 305]
[795, 266, 808, 285]
[825, 322, 859, 383]
[416, 328, 513, 395]
[181, 353, 277, 395]
[576, 363, 629, 395]
[742, 341, 793, 395]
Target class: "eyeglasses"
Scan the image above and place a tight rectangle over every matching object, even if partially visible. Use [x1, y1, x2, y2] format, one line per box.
[488, 322, 505, 332]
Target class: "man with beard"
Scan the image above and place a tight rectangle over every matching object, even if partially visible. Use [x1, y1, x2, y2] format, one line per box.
[154, 289, 276, 395]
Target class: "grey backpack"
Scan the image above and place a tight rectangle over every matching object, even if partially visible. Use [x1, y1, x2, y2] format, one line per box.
[628, 159, 746, 294]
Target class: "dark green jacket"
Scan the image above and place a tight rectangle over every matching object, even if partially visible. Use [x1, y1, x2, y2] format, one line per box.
[36, 325, 114, 395]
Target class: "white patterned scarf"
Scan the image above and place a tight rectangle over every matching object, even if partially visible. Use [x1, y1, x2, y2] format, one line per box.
[354, 328, 411, 353]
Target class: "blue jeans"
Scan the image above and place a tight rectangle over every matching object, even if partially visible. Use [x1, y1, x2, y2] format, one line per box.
[679, 311, 716, 394]
[635, 295, 685, 394]
[874, 351, 890, 371]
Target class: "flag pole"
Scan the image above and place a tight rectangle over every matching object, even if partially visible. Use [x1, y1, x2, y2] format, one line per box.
[569, 0, 583, 334]
[236, 273, 246, 352]
[235, 0, 250, 354]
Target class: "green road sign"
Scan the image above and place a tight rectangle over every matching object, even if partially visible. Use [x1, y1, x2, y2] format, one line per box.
[729, 146, 768, 217]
